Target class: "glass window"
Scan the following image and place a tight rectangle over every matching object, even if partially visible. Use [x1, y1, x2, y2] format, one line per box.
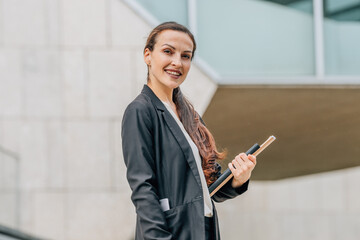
[197, 0, 315, 79]
[324, 0, 360, 75]
[264, 0, 313, 14]
[135, 0, 188, 26]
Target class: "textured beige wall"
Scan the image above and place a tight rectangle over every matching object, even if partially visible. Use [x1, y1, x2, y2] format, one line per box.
[217, 167, 360, 240]
[0, 0, 359, 240]
[0, 0, 215, 239]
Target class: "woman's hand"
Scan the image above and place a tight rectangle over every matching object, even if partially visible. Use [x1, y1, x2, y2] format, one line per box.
[228, 153, 257, 188]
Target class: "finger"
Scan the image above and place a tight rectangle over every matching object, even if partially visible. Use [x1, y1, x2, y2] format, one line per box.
[236, 153, 255, 170]
[240, 153, 255, 165]
[230, 160, 244, 180]
[239, 160, 250, 172]
[234, 154, 246, 167]
[248, 154, 257, 165]
[235, 156, 248, 171]
[233, 160, 249, 176]
[232, 159, 242, 171]
[238, 153, 247, 162]
[245, 160, 255, 171]
[241, 153, 254, 164]
[228, 162, 236, 174]
[230, 155, 239, 169]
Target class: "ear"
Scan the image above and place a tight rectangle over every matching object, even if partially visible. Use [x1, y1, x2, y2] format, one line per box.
[144, 48, 151, 66]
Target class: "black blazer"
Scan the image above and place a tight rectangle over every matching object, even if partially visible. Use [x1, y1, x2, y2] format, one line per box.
[122, 85, 249, 240]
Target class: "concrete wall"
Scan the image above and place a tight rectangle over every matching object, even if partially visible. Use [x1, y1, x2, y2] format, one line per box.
[0, 0, 216, 239]
[0, 0, 359, 240]
[217, 167, 360, 240]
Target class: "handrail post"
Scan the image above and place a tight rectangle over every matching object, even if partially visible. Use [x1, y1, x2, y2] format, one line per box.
[0, 145, 21, 229]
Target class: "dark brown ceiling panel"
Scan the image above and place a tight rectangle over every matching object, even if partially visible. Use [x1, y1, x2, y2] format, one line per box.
[202, 86, 360, 180]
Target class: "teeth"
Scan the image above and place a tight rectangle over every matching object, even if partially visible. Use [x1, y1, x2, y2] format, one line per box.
[166, 70, 180, 76]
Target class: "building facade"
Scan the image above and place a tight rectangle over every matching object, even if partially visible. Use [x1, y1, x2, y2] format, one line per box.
[0, 0, 359, 239]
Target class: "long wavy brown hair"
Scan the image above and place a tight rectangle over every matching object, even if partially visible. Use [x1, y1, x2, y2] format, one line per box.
[144, 22, 226, 186]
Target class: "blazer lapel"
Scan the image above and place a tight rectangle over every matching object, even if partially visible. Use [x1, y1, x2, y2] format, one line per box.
[141, 85, 202, 188]
[160, 111, 202, 188]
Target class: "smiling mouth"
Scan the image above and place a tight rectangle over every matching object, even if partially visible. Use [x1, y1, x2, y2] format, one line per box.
[165, 70, 182, 76]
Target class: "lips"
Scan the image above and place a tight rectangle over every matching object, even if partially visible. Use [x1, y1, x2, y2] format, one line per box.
[165, 69, 182, 76]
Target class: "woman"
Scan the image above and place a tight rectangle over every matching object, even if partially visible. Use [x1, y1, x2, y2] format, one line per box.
[122, 22, 256, 240]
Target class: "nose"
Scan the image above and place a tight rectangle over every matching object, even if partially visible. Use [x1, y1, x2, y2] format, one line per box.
[171, 54, 182, 67]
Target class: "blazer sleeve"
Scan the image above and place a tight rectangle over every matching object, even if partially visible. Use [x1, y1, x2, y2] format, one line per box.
[211, 178, 249, 203]
[122, 102, 172, 240]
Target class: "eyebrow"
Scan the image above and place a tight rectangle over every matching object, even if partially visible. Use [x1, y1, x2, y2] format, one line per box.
[162, 44, 193, 53]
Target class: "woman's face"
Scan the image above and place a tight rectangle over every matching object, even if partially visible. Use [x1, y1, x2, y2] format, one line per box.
[144, 30, 194, 90]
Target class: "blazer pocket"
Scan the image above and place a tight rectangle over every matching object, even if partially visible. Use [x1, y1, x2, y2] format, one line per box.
[163, 206, 177, 218]
[163, 198, 202, 239]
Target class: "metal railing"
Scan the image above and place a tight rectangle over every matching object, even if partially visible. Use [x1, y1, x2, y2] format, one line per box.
[0, 144, 20, 228]
[0, 225, 45, 240]
[0, 146, 39, 240]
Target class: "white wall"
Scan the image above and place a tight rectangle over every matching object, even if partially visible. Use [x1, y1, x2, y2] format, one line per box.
[217, 167, 360, 240]
[0, 0, 216, 239]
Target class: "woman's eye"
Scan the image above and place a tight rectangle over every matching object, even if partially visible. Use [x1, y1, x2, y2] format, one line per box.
[163, 49, 172, 54]
[182, 55, 191, 59]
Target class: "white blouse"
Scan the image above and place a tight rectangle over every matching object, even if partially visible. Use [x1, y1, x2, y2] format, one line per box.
[162, 101, 213, 217]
